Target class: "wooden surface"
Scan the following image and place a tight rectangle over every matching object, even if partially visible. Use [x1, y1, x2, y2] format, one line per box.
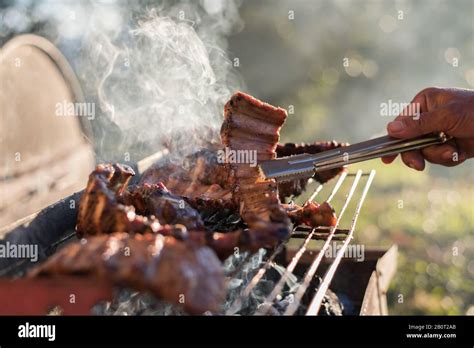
[360, 245, 398, 315]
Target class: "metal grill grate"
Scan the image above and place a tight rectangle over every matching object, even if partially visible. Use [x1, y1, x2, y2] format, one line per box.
[227, 169, 376, 315]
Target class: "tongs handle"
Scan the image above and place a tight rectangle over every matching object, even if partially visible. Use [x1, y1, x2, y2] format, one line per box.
[313, 132, 450, 172]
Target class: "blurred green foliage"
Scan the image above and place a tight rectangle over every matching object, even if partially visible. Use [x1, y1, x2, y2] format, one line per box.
[353, 160, 473, 315]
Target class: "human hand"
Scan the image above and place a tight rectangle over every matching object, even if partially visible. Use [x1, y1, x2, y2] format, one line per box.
[382, 87, 474, 170]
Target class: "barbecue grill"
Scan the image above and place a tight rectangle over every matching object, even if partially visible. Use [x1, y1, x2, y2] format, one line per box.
[0, 149, 397, 315]
[0, 34, 397, 316]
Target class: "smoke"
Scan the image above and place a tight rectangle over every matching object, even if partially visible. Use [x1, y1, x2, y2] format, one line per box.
[1, 0, 244, 162]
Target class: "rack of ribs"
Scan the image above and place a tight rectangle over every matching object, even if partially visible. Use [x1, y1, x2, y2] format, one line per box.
[220, 92, 293, 249]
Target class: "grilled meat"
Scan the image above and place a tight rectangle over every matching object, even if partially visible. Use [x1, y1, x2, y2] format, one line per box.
[78, 164, 209, 237]
[138, 92, 344, 252]
[78, 162, 248, 260]
[140, 141, 347, 213]
[140, 149, 235, 209]
[29, 233, 225, 314]
[77, 93, 344, 260]
[221, 92, 292, 250]
[276, 141, 348, 200]
[76, 164, 161, 237]
[284, 201, 337, 227]
[28, 92, 349, 315]
[123, 182, 205, 231]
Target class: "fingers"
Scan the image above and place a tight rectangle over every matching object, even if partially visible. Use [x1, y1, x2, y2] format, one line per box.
[387, 107, 449, 139]
[380, 142, 466, 169]
[400, 150, 425, 171]
[387, 90, 474, 139]
[382, 87, 474, 170]
[387, 87, 451, 138]
[421, 141, 466, 166]
[381, 154, 397, 164]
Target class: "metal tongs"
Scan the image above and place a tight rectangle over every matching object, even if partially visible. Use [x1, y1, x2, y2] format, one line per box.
[260, 132, 450, 182]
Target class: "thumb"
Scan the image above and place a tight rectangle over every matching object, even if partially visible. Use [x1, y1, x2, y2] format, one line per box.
[387, 108, 446, 138]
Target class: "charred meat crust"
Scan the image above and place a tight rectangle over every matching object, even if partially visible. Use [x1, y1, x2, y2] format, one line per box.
[77, 163, 250, 260]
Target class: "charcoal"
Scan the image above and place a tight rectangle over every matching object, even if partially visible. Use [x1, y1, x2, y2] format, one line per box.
[200, 207, 246, 233]
[336, 292, 357, 315]
[318, 289, 344, 316]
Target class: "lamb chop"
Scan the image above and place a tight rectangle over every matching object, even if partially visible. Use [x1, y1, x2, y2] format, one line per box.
[29, 232, 225, 314]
